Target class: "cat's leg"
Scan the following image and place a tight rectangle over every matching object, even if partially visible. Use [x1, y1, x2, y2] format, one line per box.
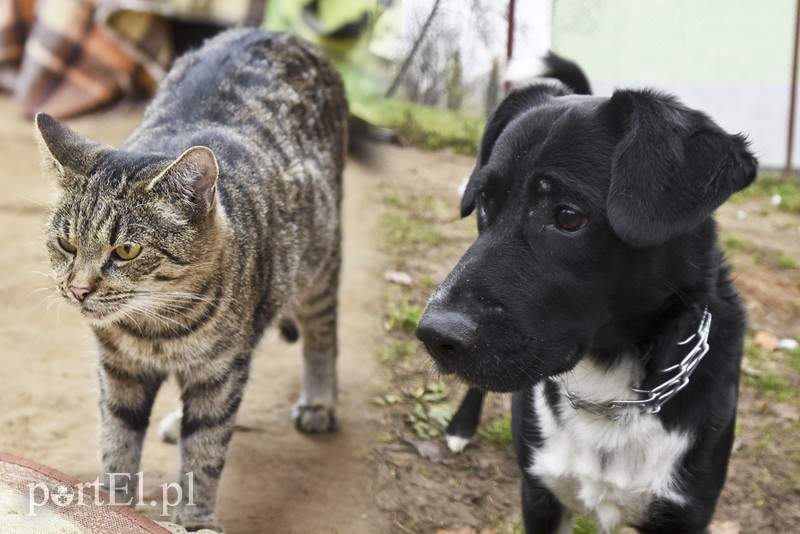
[97, 357, 164, 504]
[293, 268, 339, 433]
[173, 352, 251, 531]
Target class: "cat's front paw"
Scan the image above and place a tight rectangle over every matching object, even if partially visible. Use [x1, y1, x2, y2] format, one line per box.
[293, 403, 337, 433]
[173, 508, 222, 533]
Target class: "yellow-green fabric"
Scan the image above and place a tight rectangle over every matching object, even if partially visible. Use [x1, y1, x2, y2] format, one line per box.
[264, 0, 398, 122]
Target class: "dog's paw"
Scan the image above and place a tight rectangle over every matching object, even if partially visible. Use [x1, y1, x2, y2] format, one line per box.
[293, 403, 337, 433]
[158, 409, 182, 444]
[445, 433, 471, 453]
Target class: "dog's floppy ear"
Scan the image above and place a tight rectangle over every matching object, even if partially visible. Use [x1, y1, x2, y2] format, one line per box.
[606, 89, 757, 247]
[461, 82, 571, 217]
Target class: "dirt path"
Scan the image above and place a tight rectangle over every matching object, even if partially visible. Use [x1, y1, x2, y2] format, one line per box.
[0, 96, 387, 534]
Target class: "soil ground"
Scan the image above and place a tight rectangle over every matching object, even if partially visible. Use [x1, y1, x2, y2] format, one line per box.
[1, 95, 799, 533]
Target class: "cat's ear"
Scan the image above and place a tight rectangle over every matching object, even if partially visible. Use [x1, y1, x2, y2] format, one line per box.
[34, 113, 107, 187]
[147, 146, 219, 216]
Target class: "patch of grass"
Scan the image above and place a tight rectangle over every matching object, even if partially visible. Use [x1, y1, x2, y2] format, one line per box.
[505, 519, 525, 534]
[722, 234, 745, 252]
[403, 381, 455, 439]
[777, 253, 798, 270]
[381, 192, 406, 209]
[381, 192, 435, 212]
[790, 468, 800, 491]
[744, 337, 762, 360]
[742, 338, 799, 405]
[732, 174, 800, 214]
[362, 97, 484, 155]
[787, 348, 800, 373]
[756, 428, 773, 450]
[379, 339, 418, 363]
[384, 297, 424, 333]
[749, 251, 764, 264]
[478, 414, 514, 447]
[574, 516, 599, 534]
[380, 211, 445, 254]
[379, 192, 446, 254]
[419, 274, 439, 290]
[743, 371, 796, 404]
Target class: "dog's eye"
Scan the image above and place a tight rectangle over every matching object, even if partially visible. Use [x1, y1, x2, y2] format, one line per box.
[479, 192, 488, 212]
[555, 206, 588, 231]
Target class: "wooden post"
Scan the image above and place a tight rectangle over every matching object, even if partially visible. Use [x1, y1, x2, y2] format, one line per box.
[785, 0, 800, 177]
[504, 0, 516, 95]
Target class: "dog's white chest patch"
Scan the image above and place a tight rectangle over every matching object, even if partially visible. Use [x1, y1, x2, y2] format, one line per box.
[528, 358, 692, 533]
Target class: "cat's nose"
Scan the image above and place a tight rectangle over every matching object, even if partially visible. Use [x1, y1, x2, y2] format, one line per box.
[69, 286, 92, 302]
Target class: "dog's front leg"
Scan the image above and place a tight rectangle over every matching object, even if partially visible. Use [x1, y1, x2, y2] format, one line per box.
[513, 390, 571, 533]
[520, 473, 571, 534]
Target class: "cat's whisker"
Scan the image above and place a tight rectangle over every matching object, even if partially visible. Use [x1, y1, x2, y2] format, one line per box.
[28, 286, 56, 298]
[139, 301, 196, 315]
[13, 193, 46, 207]
[114, 307, 143, 332]
[26, 287, 58, 307]
[139, 299, 206, 326]
[134, 291, 233, 303]
[123, 301, 186, 332]
[28, 270, 56, 279]
[38, 293, 66, 320]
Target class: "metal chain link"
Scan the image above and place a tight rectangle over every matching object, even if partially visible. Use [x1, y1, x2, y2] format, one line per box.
[565, 307, 712, 421]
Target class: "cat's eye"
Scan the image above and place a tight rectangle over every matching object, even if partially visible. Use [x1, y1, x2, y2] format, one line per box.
[113, 244, 142, 261]
[555, 206, 588, 232]
[57, 237, 77, 254]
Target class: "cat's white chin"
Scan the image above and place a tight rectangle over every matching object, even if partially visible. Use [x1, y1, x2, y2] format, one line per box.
[79, 305, 120, 326]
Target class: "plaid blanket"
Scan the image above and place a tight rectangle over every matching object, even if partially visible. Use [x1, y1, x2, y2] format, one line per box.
[0, 0, 264, 118]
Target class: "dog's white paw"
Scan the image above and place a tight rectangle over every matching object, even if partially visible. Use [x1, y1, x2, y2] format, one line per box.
[446, 434, 471, 453]
[158, 409, 182, 444]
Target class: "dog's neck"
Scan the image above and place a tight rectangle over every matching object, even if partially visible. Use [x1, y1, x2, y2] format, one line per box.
[559, 307, 712, 420]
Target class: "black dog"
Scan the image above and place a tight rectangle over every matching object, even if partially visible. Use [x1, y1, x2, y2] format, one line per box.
[416, 82, 756, 533]
[447, 52, 592, 452]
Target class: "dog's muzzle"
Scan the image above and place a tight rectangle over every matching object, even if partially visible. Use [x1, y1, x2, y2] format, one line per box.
[416, 310, 477, 371]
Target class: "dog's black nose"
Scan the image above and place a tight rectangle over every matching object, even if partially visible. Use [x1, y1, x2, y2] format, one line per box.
[416, 311, 477, 367]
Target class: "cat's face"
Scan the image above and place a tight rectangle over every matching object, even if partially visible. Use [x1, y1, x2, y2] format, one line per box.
[36, 114, 219, 326]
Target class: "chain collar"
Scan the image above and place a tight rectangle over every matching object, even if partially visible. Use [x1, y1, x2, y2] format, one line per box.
[563, 307, 712, 421]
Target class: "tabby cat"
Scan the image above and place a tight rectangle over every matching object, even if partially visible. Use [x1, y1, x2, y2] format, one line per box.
[35, 28, 347, 530]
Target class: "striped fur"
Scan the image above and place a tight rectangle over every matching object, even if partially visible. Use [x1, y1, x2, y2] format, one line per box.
[37, 29, 347, 530]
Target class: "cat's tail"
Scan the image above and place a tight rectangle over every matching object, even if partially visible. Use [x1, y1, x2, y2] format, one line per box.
[279, 317, 300, 343]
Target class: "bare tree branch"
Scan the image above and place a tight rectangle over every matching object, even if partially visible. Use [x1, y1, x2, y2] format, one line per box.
[385, 0, 443, 98]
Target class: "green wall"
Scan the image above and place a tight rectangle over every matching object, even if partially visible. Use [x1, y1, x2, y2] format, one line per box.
[552, 0, 794, 85]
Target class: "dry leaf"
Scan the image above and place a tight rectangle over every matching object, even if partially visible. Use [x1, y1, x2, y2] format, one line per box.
[384, 270, 413, 286]
[754, 331, 780, 352]
[710, 520, 740, 534]
[403, 437, 443, 464]
[769, 402, 800, 422]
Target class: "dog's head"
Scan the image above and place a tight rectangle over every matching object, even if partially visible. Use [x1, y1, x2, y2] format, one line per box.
[416, 82, 757, 392]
